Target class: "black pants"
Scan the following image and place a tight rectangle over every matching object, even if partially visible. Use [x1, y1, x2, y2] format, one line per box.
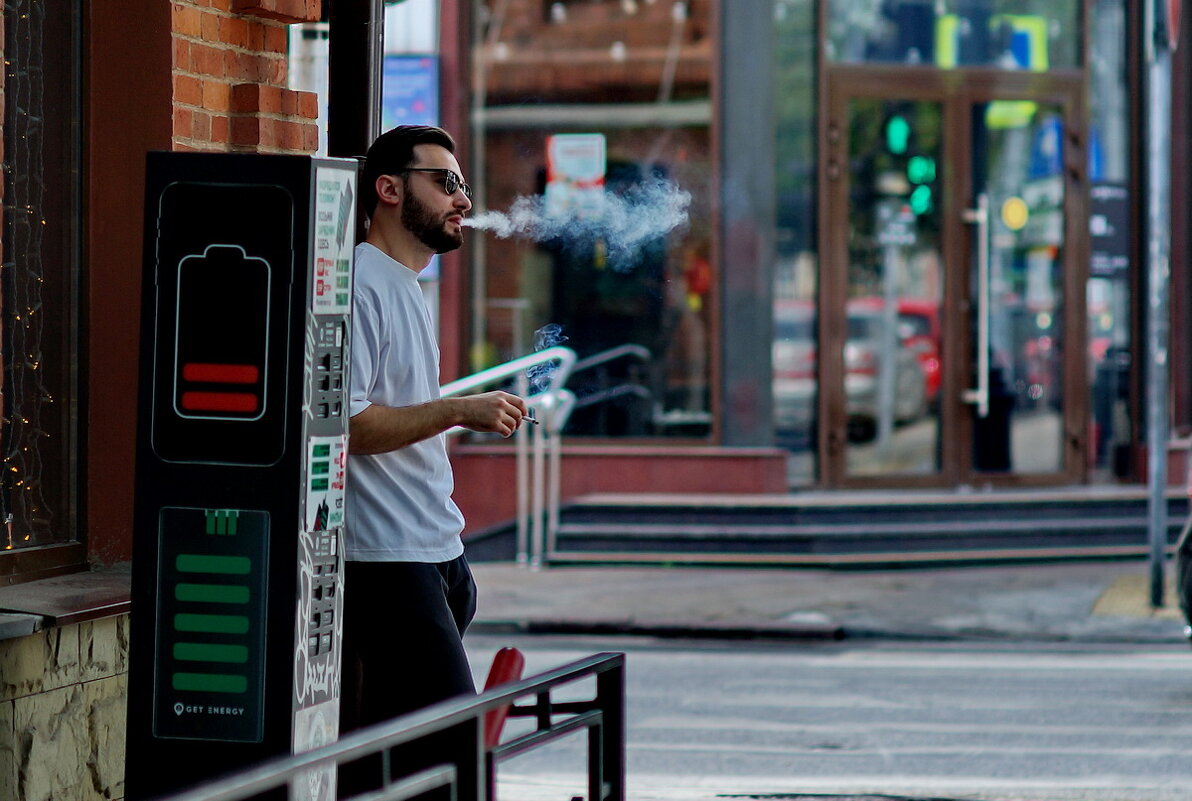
[338, 556, 478, 796]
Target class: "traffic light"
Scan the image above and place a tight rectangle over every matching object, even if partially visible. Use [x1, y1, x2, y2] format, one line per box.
[885, 114, 910, 155]
[906, 154, 936, 215]
[908, 184, 933, 215]
[907, 155, 936, 184]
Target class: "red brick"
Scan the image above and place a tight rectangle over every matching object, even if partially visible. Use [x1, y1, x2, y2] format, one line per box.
[191, 42, 226, 77]
[193, 110, 212, 141]
[173, 4, 203, 38]
[297, 90, 318, 120]
[210, 0, 232, 10]
[233, 0, 319, 24]
[173, 106, 194, 138]
[173, 73, 204, 106]
[230, 83, 261, 113]
[279, 87, 297, 116]
[265, 55, 287, 84]
[302, 123, 319, 153]
[173, 36, 191, 69]
[201, 79, 230, 110]
[264, 23, 288, 54]
[230, 115, 261, 146]
[258, 117, 277, 146]
[211, 115, 230, 143]
[219, 16, 250, 48]
[247, 23, 266, 51]
[200, 9, 221, 42]
[227, 50, 266, 82]
[281, 120, 304, 152]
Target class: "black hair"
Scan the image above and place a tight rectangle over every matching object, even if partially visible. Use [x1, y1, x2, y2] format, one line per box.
[361, 125, 458, 218]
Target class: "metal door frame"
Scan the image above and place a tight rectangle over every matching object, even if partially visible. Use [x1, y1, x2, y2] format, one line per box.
[818, 66, 1089, 488]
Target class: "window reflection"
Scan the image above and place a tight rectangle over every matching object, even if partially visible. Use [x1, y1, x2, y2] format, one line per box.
[827, 1, 1080, 70]
[471, 0, 713, 438]
[774, 0, 818, 483]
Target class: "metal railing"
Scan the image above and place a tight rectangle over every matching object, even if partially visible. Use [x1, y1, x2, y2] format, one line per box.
[149, 652, 626, 801]
[440, 346, 577, 567]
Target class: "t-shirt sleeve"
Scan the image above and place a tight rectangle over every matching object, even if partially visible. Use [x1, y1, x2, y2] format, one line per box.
[349, 291, 380, 417]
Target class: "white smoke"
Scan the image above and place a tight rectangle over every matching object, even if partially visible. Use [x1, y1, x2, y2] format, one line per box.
[463, 179, 691, 270]
[528, 323, 568, 394]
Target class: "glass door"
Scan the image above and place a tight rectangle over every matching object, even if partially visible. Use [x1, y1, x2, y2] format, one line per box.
[821, 74, 1086, 487]
[962, 95, 1084, 482]
[838, 97, 946, 481]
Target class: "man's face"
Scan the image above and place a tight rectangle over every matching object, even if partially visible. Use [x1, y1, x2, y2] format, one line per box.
[400, 145, 472, 254]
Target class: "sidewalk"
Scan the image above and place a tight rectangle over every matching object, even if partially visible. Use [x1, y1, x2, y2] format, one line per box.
[470, 558, 1189, 644]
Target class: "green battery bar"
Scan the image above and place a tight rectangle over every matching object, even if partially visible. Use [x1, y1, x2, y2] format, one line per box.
[173, 642, 249, 664]
[174, 613, 250, 634]
[175, 583, 250, 604]
[313, 443, 331, 457]
[172, 672, 248, 694]
[176, 554, 251, 575]
[310, 478, 329, 491]
[311, 461, 329, 475]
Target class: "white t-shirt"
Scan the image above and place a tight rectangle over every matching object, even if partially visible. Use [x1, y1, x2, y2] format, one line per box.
[345, 242, 465, 562]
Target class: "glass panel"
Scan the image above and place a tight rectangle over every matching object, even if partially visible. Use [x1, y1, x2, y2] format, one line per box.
[773, 0, 818, 485]
[2, 2, 78, 550]
[1087, 0, 1132, 482]
[970, 102, 1065, 474]
[844, 99, 944, 477]
[471, 0, 712, 439]
[827, 1, 1080, 70]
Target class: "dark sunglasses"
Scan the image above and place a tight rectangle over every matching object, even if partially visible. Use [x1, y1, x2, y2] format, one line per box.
[400, 168, 473, 200]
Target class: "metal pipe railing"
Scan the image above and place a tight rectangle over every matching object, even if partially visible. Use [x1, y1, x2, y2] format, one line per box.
[147, 652, 626, 801]
[440, 346, 577, 566]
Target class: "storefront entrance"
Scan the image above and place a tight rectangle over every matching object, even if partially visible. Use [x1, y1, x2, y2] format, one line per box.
[814, 70, 1087, 488]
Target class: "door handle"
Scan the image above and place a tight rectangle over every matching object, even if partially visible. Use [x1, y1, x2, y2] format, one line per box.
[962, 192, 990, 418]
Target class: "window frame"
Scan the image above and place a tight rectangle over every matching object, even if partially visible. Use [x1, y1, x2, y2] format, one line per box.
[0, 0, 84, 583]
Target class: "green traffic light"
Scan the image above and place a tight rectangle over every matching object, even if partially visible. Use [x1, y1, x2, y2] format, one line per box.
[907, 155, 936, 184]
[909, 184, 933, 215]
[885, 115, 910, 155]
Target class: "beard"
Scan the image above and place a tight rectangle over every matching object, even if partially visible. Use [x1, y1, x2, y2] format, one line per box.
[402, 185, 464, 254]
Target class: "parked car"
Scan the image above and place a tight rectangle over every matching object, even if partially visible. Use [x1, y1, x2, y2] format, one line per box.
[773, 299, 929, 443]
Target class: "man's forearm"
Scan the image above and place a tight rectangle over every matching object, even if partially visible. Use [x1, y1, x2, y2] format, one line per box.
[348, 399, 461, 455]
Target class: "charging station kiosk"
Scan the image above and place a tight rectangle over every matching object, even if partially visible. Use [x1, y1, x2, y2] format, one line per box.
[126, 153, 356, 801]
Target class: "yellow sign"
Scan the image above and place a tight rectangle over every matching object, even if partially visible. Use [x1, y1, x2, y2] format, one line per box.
[1001, 196, 1030, 231]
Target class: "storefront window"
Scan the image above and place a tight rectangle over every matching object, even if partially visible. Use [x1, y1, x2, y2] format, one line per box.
[1, 1, 80, 552]
[470, 0, 713, 439]
[1087, 0, 1132, 480]
[773, 0, 818, 483]
[827, 0, 1080, 70]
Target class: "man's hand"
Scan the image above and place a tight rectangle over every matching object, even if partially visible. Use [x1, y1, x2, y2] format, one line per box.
[453, 390, 531, 437]
[349, 391, 531, 455]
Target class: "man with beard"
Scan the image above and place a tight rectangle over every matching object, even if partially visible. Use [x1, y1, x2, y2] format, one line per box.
[340, 126, 530, 789]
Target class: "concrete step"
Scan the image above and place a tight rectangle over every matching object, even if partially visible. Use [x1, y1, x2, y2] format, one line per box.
[505, 490, 1191, 567]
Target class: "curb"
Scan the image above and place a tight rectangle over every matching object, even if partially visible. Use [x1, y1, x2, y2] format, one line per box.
[471, 617, 1191, 645]
[470, 618, 845, 641]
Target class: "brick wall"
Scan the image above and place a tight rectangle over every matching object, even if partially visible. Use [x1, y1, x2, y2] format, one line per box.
[171, 0, 319, 153]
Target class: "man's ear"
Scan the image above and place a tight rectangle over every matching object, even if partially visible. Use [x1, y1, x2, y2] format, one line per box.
[375, 174, 402, 208]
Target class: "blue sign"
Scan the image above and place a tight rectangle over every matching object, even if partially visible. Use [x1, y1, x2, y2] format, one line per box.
[381, 55, 439, 129]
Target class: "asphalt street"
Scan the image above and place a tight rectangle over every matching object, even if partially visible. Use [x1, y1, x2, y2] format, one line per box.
[465, 559, 1192, 801]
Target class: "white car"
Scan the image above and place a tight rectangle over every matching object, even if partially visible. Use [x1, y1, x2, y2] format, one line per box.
[773, 301, 927, 443]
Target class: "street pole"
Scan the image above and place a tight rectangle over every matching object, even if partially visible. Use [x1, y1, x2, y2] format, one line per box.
[1145, 0, 1174, 608]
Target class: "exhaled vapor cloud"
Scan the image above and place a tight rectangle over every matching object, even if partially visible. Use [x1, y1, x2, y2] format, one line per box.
[463, 179, 692, 270]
